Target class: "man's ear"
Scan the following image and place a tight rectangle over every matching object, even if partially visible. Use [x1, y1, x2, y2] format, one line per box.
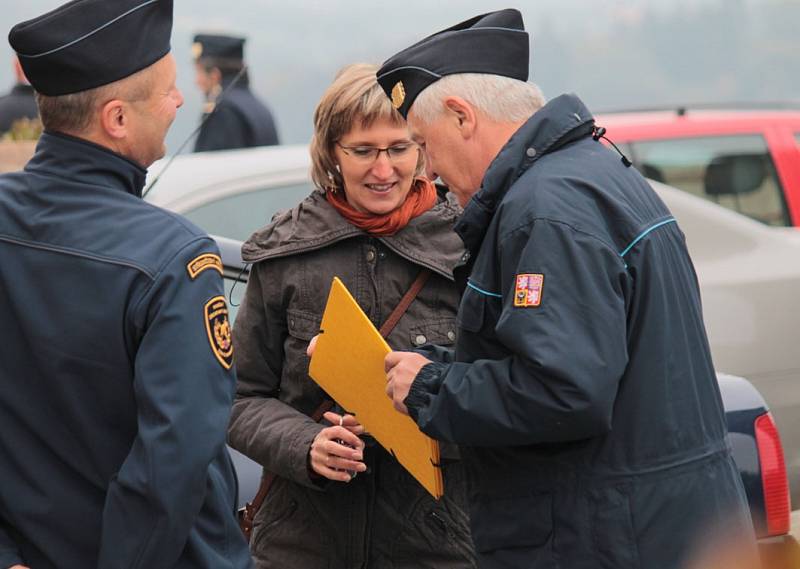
[210, 67, 223, 87]
[443, 96, 477, 138]
[99, 99, 128, 141]
[12, 57, 27, 84]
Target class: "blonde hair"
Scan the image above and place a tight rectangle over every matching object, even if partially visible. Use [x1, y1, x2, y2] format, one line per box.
[412, 73, 545, 125]
[310, 63, 421, 192]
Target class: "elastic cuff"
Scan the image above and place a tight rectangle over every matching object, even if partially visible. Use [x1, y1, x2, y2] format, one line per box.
[404, 362, 448, 422]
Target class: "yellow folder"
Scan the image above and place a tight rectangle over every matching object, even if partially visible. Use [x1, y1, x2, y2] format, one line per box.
[308, 277, 443, 499]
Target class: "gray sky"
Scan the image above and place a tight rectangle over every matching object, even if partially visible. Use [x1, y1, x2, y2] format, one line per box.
[2, 0, 797, 153]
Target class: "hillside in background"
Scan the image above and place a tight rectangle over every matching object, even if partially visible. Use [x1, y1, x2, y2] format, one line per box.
[1, 0, 797, 150]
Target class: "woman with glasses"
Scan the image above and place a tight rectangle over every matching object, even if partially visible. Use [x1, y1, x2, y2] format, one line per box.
[228, 63, 476, 568]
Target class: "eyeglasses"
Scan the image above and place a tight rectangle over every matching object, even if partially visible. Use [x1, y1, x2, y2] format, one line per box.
[336, 142, 419, 164]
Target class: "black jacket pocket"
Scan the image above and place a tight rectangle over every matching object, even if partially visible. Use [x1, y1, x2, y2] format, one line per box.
[590, 486, 640, 569]
[470, 492, 552, 553]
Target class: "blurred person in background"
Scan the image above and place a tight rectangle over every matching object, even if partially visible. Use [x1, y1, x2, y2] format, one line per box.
[0, 55, 37, 135]
[228, 63, 476, 569]
[192, 33, 279, 152]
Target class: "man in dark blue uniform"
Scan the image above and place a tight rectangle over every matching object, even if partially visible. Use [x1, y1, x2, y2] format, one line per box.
[0, 57, 37, 135]
[192, 33, 279, 152]
[0, 2, 253, 568]
[380, 9, 755, 569]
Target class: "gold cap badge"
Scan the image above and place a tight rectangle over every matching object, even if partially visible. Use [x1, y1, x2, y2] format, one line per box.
[391, 81, 406, 109]
[191, 42, 203, 59]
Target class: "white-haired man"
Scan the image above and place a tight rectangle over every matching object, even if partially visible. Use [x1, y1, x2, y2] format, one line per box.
[379, 8, 755, 569]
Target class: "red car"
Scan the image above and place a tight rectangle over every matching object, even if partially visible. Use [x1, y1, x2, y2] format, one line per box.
[595, 107, 800, 227]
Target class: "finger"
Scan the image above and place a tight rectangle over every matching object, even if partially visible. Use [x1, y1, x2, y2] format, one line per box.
[384, 350, 404, 372]
[309, 444, 367, 481]
[343, 423, 366, 435]
[307, 334, 319, 357]
[339, 414, 362, 428]
[322, 411, 342, 426]
[326, 455, 368, 473]
[333, 413, 366, 435]
[329, 429, 365, 453]
[339, 413, 359, 426]
[322, 412, 364, 432]
[385, 378, 394, 399]
[309, 454, 357, 482]
[393, 400, 409, 415]
[319, 465, 359, 483]
[315, 427, 364, 454]
[316, 422, 363, 449]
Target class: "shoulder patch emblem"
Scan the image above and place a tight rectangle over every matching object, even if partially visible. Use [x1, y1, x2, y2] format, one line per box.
[187, 253, 223, 280]
[204, 296, 233, 369]
[514, 273, 544, 308]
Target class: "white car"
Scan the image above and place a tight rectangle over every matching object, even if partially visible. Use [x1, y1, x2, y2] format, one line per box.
[145, 145, 313, 242]
[146, 145, 800, 505]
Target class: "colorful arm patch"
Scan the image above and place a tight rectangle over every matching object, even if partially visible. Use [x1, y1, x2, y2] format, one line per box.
[204, 296, 233, 369]
[513, 273, 544, 307]
[187, 253, 223, 280]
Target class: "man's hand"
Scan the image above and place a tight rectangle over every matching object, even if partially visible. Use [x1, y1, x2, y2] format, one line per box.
[10, 565, 31, 569]
[385, 351, 432, 415]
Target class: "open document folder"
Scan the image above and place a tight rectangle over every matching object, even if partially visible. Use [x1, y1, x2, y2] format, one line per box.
[308, 277, 443, 499]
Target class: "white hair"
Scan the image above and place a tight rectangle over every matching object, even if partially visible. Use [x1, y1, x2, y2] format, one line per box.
[410, 73, 546, 125]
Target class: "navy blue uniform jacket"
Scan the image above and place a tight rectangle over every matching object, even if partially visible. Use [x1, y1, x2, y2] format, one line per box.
[194, 83, 279, 152]
[0, 132, 252, 569]
[405, 94, 752, 569]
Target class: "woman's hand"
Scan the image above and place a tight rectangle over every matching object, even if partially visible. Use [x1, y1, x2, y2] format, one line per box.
[308, 412, 367, 482]
[306, 334, 319, 357]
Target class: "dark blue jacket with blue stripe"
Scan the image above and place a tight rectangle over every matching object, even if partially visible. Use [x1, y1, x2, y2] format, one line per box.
[0, 132, 252, 569]
[406, 94, 751, 569]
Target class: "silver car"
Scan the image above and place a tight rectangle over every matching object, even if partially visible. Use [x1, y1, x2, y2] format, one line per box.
[146, 145, 800, 506]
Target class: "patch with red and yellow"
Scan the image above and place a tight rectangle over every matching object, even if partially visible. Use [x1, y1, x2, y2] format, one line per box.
[204, 296, 233, 369]
[513, 273, 544, 308]
[187, 253, 223, 280]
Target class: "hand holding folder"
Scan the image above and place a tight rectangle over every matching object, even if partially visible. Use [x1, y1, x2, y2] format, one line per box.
[308, 277, 444, 498]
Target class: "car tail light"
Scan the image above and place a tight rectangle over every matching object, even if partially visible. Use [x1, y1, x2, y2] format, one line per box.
[754, 412, 791, 536]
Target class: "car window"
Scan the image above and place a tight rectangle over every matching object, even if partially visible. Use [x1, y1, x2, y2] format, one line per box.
[223, 273, 248, 325]
[184, 183, 314, 241]
[795, 133, 800, 147]
[629, 135, 790, 226]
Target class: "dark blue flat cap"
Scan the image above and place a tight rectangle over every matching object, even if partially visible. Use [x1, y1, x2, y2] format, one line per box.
[8, 0, 174, 96]
[377, 8, 529, 118]
[192, 34, 245, 61]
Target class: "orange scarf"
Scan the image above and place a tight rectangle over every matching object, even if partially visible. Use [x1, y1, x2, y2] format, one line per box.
[326, 177, 437, 236]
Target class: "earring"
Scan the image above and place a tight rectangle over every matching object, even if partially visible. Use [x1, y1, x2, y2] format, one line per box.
[335, 164, 341, 173]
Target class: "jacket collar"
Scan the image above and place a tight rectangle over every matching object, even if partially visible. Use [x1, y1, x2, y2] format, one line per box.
[455, 93, 596, 253]
[242, 190, 466, 280]
[11, 83, 34, 97]
[25, 131, 148, 198]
